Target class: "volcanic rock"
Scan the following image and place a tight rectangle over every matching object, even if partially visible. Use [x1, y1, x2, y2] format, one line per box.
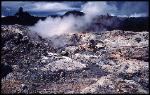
[1, 25, 149, 94]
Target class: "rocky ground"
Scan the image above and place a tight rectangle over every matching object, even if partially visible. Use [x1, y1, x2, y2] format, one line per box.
[1, 24, 149, 94]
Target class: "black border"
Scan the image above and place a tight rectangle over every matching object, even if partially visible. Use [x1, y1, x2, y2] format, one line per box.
[0, 0, 149, 95]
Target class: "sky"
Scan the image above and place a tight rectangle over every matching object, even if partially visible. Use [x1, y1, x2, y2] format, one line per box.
[1, 1, 149, 17]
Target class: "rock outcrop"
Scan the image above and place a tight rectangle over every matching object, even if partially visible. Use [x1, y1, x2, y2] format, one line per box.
[1, 25, 149, 94]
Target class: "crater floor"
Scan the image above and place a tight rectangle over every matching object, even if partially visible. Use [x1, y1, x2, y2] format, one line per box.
[1, 25, 149, 94]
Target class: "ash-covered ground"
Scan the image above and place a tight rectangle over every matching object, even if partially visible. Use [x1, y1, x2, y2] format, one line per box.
[1, 24, 149, 94]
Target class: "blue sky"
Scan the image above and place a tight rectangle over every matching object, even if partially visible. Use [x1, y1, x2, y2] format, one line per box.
[1, 1, 149, 17]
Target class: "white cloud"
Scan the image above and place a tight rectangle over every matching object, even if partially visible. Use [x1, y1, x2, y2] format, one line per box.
[2, 1, 80, 12]
[119, 2, 148, 16]
[2, 1, 24, 7]
[130, 13, 147, 17]
[2, 1, 148, 17]
[29, 2, 78, 12]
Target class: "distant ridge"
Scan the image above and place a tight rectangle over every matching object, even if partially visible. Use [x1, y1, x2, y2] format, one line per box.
[63, 10, 85, 16]
[1, 7, 148, 31]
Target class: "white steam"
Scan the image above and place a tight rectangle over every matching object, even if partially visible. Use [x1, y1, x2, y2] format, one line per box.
[29, 2, 117, 38]
[30, 15, 88, 37]
[82, 2, 117, 21]
[31, 16, 75, 37]
[29, 1, 148, 38]
[1, 15, 5, 17]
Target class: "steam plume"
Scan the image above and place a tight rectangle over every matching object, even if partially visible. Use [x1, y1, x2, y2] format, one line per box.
[29, 1, 148, 38]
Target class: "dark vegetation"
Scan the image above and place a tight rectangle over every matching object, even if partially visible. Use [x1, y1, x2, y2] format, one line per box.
[64, 10, 85, 16]
[2, 7, 46, 26]
[118, 17, 149, 31]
